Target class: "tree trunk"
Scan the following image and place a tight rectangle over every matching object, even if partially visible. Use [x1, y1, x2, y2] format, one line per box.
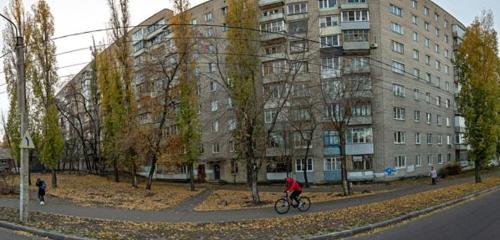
[474, 160, 482, 183]
[189, 163, 195, 191]
[146, 157, 157, 190]
[302, 142, 311, 188]
[339, 135, 350, 196]
[251, 166, 260, 204]
[131, 160, 138, 188]
[51, 168, 57, 188]
[113, 156, 119, 182]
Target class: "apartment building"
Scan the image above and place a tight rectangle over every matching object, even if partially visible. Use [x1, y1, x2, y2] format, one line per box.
[59, 0, 467, 183]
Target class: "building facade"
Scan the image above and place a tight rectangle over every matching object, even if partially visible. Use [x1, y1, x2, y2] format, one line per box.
[59, 0, 468, 183]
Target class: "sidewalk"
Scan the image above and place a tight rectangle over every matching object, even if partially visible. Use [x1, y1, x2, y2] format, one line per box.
[0, 172, 497, 223]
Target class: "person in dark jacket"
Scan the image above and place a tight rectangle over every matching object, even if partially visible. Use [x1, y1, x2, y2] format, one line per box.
[35, 178, 46, 205]
[284, 177, 302, 207]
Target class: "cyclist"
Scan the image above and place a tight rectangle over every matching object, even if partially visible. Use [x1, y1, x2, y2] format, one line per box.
[284, 177, 302, 207]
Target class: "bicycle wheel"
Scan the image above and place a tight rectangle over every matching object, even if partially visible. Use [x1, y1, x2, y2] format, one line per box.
[298, 197, 311, 212]
[274, 198, 290, 214]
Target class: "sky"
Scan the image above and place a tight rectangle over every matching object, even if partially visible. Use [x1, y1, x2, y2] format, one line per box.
[0, 0, 499, 138]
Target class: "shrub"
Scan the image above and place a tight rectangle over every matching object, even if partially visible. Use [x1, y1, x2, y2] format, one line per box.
[439, 164, 462, 178]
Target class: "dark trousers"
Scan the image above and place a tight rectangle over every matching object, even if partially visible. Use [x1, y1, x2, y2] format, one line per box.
[38, 191, 45, 202]
[290, 191, 302, 205]
[432, 177, 437, 185]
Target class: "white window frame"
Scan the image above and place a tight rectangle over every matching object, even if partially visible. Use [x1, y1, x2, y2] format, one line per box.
[296, 158, 313, 172]
[394, 155, 406, 168]
[324, 157, 340, 171]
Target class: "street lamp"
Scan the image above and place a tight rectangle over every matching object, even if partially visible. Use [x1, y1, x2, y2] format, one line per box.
[0, 12, 30, 223]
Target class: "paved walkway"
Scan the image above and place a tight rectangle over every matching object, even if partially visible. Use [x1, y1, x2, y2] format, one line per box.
[0, 173, 498, 223]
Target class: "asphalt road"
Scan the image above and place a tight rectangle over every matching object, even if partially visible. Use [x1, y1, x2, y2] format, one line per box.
[352, 189, 500, 240]
[0, 227, 32, 240]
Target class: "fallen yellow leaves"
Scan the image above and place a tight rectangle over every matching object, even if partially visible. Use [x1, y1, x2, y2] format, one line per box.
[25, 173, 203, 210]
[195, 189, 391, 211]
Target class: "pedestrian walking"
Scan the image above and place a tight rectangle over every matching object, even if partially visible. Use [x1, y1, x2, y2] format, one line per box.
[35, 178, 46, 205]
[430, 167, 438, 185]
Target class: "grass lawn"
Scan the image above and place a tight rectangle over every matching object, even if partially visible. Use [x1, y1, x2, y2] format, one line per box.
[10, 173, 203, 211]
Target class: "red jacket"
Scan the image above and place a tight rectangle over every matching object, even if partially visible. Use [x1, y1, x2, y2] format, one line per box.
[285, 177, 302, 192]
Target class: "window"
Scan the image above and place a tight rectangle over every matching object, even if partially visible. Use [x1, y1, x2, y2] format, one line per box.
[341, 10, 369, 22]
[212, 143, 220, 153]
[392, 61, 405, 74]
[426, 113, 432, 124]
[444, 19, 449, 28]
[416, 155, 422, 166]
[262, 8, 281, 17]
[413, 68, 420, 80]
[412, 0, 417, 9]
[394, 131, 406, 144]
[444, 65, 450, 74]
[437, 135, 443, 145]
[209, 81, 217, 92]
[427, 133, 433, 144]
[435, 12, 440, 22]
[320, 35, 339, 47]
[319, 0, 336, 9]
[321, 57, 340, 78]
[393, 84, 405, 97]
[265, 109, 277, 123]
[395, 155, 406, 168]
[296, 159, 313, 172]
[352, 104, 372, 116]
[208, 62, 215, 72]
[414, 89, 420, 100]
[393, 107, 406, 120]
[212, 121, 219, 132]
[260, 20, 285, 33]
[425, 92, 431, 103]
[445, 34, 449, 43]
[294, 132, 311, 148]
[425, 55, 431, 65]
[446, 117, 450, 127]
[426, 73, 432, 83]
[324, 158, 340, 171]
[425, 21, 430, 31]
[221, 6, 228, 16]
[437, 114, 442, 125]
[262, 60, 286, 76]
[290, 40, 308, 52]
[437, 154, 443, 164]
[288, 2, 307, 15]
[389, 4, 402, 16]
[427, 154, 433, 165]
[447, 135, 451, 145]
[446, 99, 450, 108]
[445, 81, 450, 91]
[204, 11, 213, 22]
[412, 15, 418, 25]
[416, 132, 421, 144]
[413, 49, 419, 60]
[289, 20, 308, 34]
[435, 27, 440, 37]
[413, 31, 419, 42]
[391, 22, 404, 34]
[211, 100, 218, 112]
[424, 6, 429, 16]
[343, 29, 369, 42]
[352, 155, 373, 170]
[435, 96, 441, 106]
[414, 110, 421, 122]
[425, 38, 430, 48]
[265, 45, 283, 55]
[228, 119, 236, 131]
[351, 128, 373, 143]
[319, 15, 338, 28]
[392, 41, 404, 54]
[191, 18, 197, 25]
[435, 44, 440, 54]
[324, 131, 339, 146]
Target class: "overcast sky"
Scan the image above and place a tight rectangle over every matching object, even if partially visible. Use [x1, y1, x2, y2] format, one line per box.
[0, 0, 499, 138]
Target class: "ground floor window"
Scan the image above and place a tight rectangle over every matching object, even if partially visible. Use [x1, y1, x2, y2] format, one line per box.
[394, 155, 406, 168]
[324, 157, 340, 171]
[267, 158, 291, 173]
[352, 155, 373, 170]
[296, 158, 313, 172]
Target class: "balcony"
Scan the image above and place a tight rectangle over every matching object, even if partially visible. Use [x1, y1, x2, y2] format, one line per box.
[261, 52, 286, 62]
[260, 31, 287, 42]
[349, 116, 372, 125]
[341, 21, 370, 30]
[341, 1, 368, 10]
[260, 12, 285, 23]
[343, 41, 370, 51]
[258, 0, 284, 8]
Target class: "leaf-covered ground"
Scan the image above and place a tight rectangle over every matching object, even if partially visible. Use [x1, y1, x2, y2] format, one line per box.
[194, 189, 390, 211]
[12, 173, 203, 211]
[1, 176, 498, 240]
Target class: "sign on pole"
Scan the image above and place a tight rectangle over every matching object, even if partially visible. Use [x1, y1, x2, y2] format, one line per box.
[19, 131, 35, 149]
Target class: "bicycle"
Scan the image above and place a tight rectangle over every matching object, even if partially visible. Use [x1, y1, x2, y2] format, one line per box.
[274, 191, 311, 214]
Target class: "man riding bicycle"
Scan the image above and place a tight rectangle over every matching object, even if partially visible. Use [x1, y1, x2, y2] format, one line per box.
[284, 177, 302, 207]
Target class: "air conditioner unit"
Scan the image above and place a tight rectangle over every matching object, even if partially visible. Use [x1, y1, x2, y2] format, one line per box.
[370, 43, 379, 49]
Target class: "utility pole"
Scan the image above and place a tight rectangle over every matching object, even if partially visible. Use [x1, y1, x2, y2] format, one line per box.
[16, 35, 29, 223]
[1, 12, 29, 223]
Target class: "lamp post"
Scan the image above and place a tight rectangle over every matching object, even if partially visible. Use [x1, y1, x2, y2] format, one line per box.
[1, 13, 29, 223]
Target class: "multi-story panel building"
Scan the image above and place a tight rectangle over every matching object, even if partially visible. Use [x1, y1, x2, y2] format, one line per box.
[60, 0, 466, 183]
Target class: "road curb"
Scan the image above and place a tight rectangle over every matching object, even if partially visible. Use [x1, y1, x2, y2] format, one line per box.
[307, 185, 500, 240]
[0, 220, 93, 240]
